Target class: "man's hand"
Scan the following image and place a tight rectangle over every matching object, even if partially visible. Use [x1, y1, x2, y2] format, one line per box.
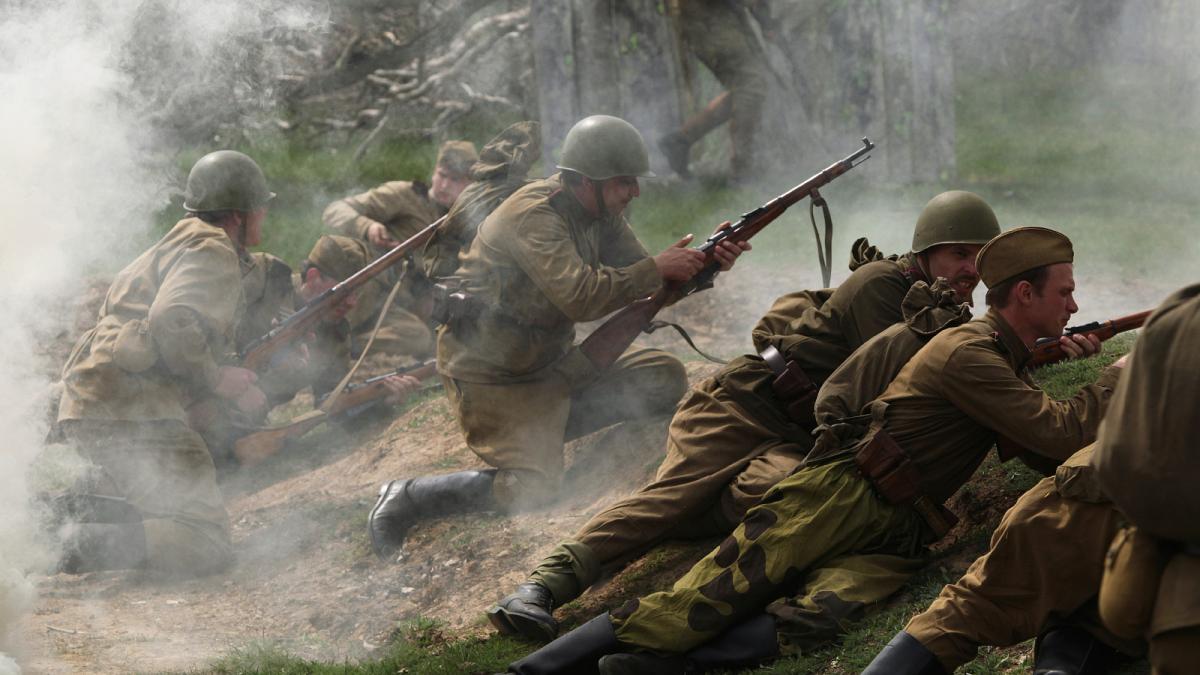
[366, 222, 398, 249]
[215, 366, 268, 416]
[381, 374, 422, 404]
[654, 234, 706, 282]
[1057, 333, 1102, 360]
[709, 221, 751, 271]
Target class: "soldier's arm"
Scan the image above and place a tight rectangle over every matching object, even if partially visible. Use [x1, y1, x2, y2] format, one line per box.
[941, 341, 1122, 461]
[148, 236, 243, 392]
[322, 182, 406, 241]
[839, 269, 910, 350]
[506, 210, 661, 322]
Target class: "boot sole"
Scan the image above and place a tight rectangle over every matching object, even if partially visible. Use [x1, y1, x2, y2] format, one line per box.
[368, 480, 397, 561]
[486, 604, 558, 642]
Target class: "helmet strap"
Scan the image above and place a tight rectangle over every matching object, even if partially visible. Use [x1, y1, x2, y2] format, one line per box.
[592, 178, 609, 220]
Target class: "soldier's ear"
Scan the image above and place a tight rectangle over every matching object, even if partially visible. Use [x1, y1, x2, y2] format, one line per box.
[304, 267, 323, 285]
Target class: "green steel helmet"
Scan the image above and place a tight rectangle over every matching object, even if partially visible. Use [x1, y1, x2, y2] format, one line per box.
[912, 190, 1001, 253]
[183, 150, 275, 212]
[556, 115, 654, 180]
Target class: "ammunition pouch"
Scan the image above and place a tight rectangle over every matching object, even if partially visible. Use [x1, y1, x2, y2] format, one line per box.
[760, 346, 817, 428]
[430, 282, 482, 326]
[1099, 525, 1169, 640]
[853, 427, 958, 539]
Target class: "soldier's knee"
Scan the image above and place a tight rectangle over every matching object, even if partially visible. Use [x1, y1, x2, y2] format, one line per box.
[493, 469, 559, 513]
[143, 517, 233, 577]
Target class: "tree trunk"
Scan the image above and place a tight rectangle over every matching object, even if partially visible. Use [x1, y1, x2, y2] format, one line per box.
[530, 0, 684, 173]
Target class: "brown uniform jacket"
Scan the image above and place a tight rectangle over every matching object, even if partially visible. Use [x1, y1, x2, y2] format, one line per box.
[873, 309, 1121, 504]
[438, 174, 662, 383]
[1093, 282, 1200, 544]
[58, 218, 244, 423]
[324, 180, 445, 331]
[715, 242, 924, 441]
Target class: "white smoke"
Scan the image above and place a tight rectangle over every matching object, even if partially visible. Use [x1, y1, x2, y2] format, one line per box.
[0, 0, 326, 670]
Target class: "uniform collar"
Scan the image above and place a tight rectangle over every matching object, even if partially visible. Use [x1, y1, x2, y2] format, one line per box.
[549, 172, 610, 227]
[982, 308, 1032, 370]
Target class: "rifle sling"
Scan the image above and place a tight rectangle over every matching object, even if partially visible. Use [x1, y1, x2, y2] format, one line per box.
[644, 319, 726, 364]
[809, 191, 833, 287]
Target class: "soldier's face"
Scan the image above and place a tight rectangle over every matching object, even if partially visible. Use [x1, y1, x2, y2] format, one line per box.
[923, 243, 984, 304]
[430, 166, 470, 208]
[600, 176, 640, 216]
[301, 268, 357, 321]
[1024, 263, 1079, 337]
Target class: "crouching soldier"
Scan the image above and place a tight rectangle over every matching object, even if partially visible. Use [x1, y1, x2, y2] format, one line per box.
[52, 151, 273, 577]
[367, 115, 748, 561]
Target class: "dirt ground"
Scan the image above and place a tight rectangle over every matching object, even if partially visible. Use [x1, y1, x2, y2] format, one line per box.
[19, 271, 786, 674]
[18, 261, 1136, 674]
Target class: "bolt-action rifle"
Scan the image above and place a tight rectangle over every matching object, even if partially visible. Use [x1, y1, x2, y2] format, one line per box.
[232, 359, 439, 466]
[238, 216, 445, 371]
[1027, 309, 1152, 369]
[995, 308, 1151, 462]
[579, 138, 875, 370]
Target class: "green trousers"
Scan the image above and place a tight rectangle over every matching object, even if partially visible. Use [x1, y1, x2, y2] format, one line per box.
[611, 457, 928, 655]
[528, 376, 809, 605]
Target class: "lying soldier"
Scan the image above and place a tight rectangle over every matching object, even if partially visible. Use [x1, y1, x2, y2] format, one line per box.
[505, 226, 1122, 674]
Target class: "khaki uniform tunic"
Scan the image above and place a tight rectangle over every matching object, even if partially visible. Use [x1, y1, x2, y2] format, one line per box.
[610, 309, 1120, 655]
[436, 174, 684, 510]
[526, 247, 932, 606]
[323, 180, 444, 360]
[57, 217, 243, 576]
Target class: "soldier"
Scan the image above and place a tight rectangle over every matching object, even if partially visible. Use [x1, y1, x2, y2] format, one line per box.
[423, 121, 541, 284]
[323, 140, 478, 359]
[862, 284, 1199, 675]
[487, 191, 1000, 642]
[1093, 284, 1200, 674]
[366, 115, 748, 561]
[658, 0, 770, 178]
[189, 235, 418, 470]
[53, 151, 273, 577]
[504, 226, 1122, 674]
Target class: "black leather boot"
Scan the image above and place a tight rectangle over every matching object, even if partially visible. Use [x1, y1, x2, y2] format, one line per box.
[489, 582, 559, 642]
[368, 469, 497, 560]
[862, 631, 948, 675]
[596, 613, 778, 674]
[1034, 625, 1119, 675]
[508, 613, 619, 675]
[56, 522, 148, 574]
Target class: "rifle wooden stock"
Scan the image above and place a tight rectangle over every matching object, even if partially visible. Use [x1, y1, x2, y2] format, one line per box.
[239, 216, 445, 371]
[579, 138, 875, 370]
[1027, 310, 1151, 368]
[232, 359, 438, 466]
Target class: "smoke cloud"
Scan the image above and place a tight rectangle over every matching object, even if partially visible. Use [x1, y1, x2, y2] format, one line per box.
[0, 0, 324, 670]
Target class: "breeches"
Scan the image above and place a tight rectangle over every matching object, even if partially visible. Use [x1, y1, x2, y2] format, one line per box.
[63, 419, 233, 576]
[905, 476, 1127, 670]
[610, 458, 927, 655]
[530, 378, 809, 604]
[444, 348, 687, 511]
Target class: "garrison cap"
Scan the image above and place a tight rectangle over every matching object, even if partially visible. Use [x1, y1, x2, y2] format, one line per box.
[306, 235, 370, 282]
[976, 226, 1074, 287]
[436, 140, 479, 178]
